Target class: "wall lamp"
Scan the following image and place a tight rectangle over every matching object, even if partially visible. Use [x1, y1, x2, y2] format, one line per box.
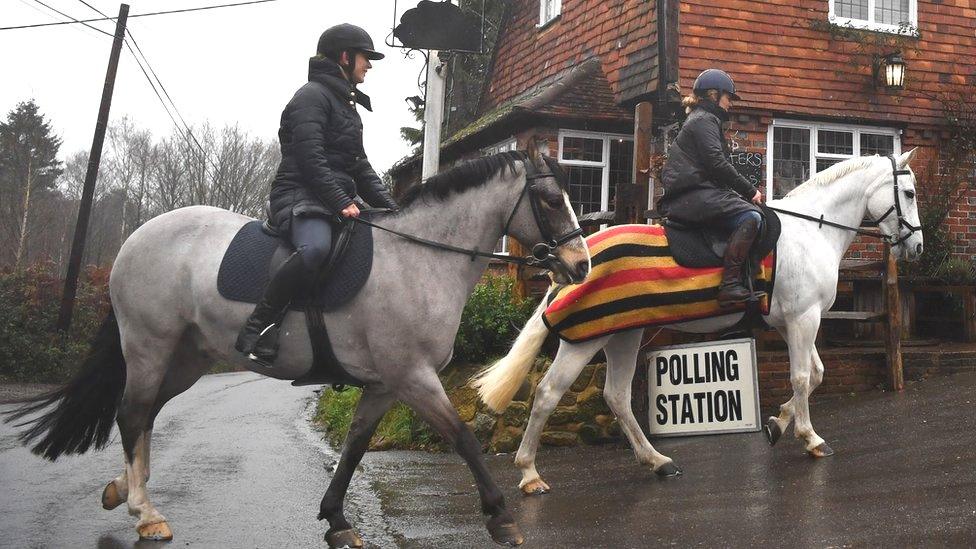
[873, 51, 906, 91]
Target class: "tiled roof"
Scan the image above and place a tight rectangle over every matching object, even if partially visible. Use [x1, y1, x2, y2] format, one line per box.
[483, 0, 658, 111]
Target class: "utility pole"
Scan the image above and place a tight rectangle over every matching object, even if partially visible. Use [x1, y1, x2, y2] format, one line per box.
[57, 3, 129, 332]
[421, 50, 450, 181]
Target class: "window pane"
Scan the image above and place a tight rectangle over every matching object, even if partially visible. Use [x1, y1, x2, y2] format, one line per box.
[494, 236, 508, 254]
[860, 133, 895, 156]
[816, 157, 844, 172]
[608, 139, 633, 211]
[773, 127, 810, 198]
[565, 165, 604, 215]
[562, 136, 603, 162]
[818, 130, 854, 155]
[836, 0, 868, 20]
[875, 0, 910, 25]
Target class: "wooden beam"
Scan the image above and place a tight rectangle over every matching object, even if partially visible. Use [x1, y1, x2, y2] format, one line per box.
[884, 245, 904, 391]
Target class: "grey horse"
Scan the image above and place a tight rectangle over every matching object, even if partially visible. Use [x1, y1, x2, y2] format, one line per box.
[6, 149, 590, 546]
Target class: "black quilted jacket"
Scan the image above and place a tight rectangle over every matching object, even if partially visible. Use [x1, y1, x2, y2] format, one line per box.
[658, 101, 759, 226]
[268, 56, 397, 231]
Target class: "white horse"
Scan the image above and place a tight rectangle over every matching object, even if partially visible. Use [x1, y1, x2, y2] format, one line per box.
[472, 150, 923, 495]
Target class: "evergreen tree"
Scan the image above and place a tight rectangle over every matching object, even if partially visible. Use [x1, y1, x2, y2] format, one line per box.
[0, 100, 63, 267]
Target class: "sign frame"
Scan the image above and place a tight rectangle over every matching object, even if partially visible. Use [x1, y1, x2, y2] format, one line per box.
[646, 337, 761, 438]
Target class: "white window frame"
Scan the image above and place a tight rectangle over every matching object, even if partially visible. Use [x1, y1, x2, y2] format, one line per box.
[483, 138, 517, 156]
[482, 138, 518, 253]
[828, 0, 918, 36]
[558, 129, 633, 215]
[538, 0, 562, 27]
[765, 119, 902, 198]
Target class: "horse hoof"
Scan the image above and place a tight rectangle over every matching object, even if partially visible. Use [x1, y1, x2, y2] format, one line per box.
[520, 478, 550, 496]
[808, 442, 835, 458]
[486, 515, 525, 546]
[654, 461, 683, 478]
[137, 520, 173, 541]
[325, 528, 363, 548]
[101, 481, 124, 510]
[763, 417, 782, 446]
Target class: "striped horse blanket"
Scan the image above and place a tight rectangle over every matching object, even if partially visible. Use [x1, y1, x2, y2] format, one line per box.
[542, 224, 775, 343]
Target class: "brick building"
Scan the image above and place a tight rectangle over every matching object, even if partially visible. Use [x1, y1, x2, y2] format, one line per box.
[391, 0, 976, 261]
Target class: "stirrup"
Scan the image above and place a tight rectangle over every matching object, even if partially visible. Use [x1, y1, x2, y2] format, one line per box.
[245, 323, 279, 369]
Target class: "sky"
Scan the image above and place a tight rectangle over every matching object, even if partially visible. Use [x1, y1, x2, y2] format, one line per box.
[2, 0, 428, 173]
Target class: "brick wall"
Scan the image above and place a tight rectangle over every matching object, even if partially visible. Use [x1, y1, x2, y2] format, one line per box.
[679, 0, 976, 128]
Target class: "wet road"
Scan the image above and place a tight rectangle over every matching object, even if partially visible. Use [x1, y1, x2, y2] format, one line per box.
[2, 371, 975, 547]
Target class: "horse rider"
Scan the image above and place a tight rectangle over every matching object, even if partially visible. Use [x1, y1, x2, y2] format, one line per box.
[658, 68, 765, 307]
[235, 23, 399, 368]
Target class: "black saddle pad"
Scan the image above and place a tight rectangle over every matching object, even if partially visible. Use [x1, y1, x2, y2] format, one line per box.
[217, 217, 373, 311]
[664, 205, 781, 268]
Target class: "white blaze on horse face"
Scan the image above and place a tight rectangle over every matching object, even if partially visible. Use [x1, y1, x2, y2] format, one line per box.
[556, 190, 591, 282]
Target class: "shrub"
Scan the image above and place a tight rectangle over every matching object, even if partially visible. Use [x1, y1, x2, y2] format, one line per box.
[0, 264, 110, 382]
[453, 275, 539, 364]
[313, 387, 440, 450]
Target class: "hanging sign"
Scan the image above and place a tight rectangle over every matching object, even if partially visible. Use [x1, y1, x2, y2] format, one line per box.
[647, 338, 761, 437]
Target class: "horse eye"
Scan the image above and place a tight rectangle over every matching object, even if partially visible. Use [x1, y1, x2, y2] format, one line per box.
[545, 196, 564, 208]
[905, 190, 916, 200]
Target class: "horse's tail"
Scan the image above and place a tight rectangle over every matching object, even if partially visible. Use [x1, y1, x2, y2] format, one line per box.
[471, 291, 552, 413]
[4, 310, 126, 461]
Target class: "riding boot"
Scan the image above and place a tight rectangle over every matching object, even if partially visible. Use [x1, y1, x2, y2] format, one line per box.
[717, 216, 764, 308]
[234, 251, 308, 368]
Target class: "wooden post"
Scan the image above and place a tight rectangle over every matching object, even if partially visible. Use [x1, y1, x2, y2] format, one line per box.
[884, 244, 904, 390]
[57, 3, 129, 332]
[632, 102, 653, 223]
[508, 237, 527, 299]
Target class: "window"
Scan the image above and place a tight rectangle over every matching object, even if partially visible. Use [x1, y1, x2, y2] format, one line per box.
[482, 139, 517, 253]
[558, 131, 634, 216]
[767, 121, 900, 198]
[539, 0, 561, 27]
[828, 0, 917, 35]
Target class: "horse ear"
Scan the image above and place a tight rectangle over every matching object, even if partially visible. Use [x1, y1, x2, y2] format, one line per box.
[525, 138, 540, 161]
[897, 148, 918, 169]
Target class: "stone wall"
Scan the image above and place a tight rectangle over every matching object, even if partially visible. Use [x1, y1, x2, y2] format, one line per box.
[447, 359, 620, 453]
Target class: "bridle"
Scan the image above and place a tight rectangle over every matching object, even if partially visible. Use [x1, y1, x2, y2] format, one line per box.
[870, 155, 923, 246]
[766, 154, 922, 246]
[349, 157, 583, 268]
[501, 157, 584, 266]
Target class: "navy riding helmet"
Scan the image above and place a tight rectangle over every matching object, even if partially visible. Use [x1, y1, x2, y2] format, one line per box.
[693, 69, 741, 101]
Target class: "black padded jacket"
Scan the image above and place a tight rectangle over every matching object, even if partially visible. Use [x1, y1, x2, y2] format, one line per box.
[268, 56, 397, 232]
[657, 101, 759, 226]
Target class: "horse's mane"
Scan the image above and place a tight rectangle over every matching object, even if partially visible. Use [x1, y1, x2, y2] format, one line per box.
[398, 151, 562, 208]
[784, 155, 881, 198]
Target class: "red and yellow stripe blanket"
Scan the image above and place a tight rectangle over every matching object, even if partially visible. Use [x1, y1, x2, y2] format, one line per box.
[542, 224, 775, 343]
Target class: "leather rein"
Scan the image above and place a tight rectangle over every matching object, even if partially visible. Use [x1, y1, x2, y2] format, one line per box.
[766, 155, 922, 246]
[347, 159, 583, 268]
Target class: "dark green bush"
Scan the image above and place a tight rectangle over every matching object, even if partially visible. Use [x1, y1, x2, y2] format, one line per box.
[453, 275, 538, 364]
[0, 264, 110, 382]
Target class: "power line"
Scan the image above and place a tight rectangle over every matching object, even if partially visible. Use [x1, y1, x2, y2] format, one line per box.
[2, 0, 278, 32]
[28, 0, 113, 37]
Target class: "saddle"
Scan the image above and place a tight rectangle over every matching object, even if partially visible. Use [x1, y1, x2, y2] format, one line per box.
[661, 205, 782, 334]
[217, 214, 378, 388]
[662, 205, 781, 269]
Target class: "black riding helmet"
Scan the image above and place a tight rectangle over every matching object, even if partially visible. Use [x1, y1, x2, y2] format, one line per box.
[693, 69, 741, 101]
[317, 23, 385, 60]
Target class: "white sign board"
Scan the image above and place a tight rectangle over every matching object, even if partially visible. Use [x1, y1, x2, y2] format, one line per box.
[647, 338, 760, 437]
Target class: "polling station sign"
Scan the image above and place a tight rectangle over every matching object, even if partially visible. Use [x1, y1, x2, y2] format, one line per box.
[647, 338, 760, 437]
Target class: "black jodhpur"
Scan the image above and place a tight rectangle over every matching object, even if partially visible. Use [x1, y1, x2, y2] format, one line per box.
[235, 215, 335, 367]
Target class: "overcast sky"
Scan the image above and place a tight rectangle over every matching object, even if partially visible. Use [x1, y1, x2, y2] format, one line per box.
[2, 0, 427, 173]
